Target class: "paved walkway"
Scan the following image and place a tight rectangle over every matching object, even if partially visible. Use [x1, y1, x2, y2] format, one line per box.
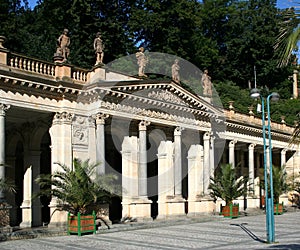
[1, 211, 300, 249]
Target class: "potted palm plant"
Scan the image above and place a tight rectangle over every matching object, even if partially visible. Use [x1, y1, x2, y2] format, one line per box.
[272, 165, 287, 215]
[209, 163, 248, 218]
[35, 158, 121, 236]
[0, 178, 16, 228]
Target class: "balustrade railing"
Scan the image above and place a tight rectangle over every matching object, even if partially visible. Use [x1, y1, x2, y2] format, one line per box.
[9, 53, 55, 77]
[72, 67, 89, 82]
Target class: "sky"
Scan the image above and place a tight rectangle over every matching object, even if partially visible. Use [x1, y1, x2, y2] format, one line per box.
[277, 0, 299, 9]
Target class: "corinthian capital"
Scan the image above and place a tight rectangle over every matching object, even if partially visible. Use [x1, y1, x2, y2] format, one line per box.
[0, 103, 10, 116]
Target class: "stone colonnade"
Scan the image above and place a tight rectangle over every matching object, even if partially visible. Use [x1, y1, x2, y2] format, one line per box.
[0, 108, 295, 227]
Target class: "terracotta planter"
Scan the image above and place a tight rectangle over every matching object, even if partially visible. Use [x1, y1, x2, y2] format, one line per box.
[67, 211, 96, 236]
[274, 202, 284, 215]
[221, 204, 239, 218]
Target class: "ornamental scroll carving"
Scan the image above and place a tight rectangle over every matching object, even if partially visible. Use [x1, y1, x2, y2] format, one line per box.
[72, 115, 89, 145]
[148, 90, 186, 105]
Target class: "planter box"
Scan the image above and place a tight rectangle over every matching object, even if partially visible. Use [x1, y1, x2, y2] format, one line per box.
[67, 211, 96, 236]
[274, 202, 284, 215]
[221, 204, 239, 218]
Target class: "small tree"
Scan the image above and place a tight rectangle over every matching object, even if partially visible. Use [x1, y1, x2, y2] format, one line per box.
[35, 158, 121, 215]
[209, 163, 248, 206]
[272, 165, 288, 204]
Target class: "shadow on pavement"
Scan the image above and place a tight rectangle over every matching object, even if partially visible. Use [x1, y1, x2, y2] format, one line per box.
[230, 223, 266, 243]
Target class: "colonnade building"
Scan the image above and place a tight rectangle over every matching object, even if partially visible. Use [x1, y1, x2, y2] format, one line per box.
[0, 42, 299, 228]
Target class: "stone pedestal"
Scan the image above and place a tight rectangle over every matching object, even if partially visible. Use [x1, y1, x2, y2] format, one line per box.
[122, 198, 152, 221]
[188, 196, 215, 217]
[157, 195, 186, 220]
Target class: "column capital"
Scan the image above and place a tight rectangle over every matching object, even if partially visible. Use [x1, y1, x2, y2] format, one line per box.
[248, 143, 256, 150]
[94, 112, 109, 125]
[0, 103, 10, 116]
[229, 140, 237, 147]
[52, 112, 73, 125]
[203, 131, 210, 140]
[174, 126, 184, 136]
[139, 120, 150, 131]
[281, 148, 287, 154]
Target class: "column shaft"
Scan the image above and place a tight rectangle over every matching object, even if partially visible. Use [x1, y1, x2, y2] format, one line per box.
[95, 113, 109, 175]
[0, 104, 9, 200]
[203, 132, 210, 195]
[139, 121, 150, 197]
[174, 127, 183, 196]
[248, 144, 255, 194]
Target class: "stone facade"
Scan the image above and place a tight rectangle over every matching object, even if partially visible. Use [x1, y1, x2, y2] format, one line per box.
[0, 44, 299, 228]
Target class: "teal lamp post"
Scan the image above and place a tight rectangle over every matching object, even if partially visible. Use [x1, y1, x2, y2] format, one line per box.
[250, 88, 279, 243]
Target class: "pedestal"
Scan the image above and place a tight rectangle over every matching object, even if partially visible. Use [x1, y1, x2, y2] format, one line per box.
[157, 195, 186, 220]
[122, 198, 152, 222]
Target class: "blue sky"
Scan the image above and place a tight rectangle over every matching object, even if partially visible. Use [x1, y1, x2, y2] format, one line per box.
[277, 0, 298, 9]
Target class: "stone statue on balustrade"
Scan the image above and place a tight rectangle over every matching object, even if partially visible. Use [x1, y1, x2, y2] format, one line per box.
[136, 47, 148, 77]
[54, 29, 70, 62]
[172, 59, 180, 84]
[94, 32, 104, 65]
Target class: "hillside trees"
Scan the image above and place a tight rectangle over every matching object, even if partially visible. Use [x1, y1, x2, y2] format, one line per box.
[0, 0, 298, 123]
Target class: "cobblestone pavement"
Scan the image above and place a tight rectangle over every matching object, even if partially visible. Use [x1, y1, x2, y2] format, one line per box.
[1, 211, 300, 249]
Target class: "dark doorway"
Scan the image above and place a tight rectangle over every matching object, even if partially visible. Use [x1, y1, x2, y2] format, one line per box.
[105, 132, 122, 223]
[15, 141, 24, 226]
[40, 132, 51, 225]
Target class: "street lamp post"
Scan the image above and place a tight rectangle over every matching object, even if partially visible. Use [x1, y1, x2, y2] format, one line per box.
[250, 88, 279, 243]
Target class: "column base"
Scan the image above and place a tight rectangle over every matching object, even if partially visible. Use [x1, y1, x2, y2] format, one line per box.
[47, 208, 68, 228]
[122, 197, 152, 222]
[157, 195, 186, 219]
[187, 197, 215, 217]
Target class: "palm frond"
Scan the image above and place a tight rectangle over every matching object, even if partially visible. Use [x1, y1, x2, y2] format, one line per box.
[34, 158, 121, 215]
[274, 7, 300, 67]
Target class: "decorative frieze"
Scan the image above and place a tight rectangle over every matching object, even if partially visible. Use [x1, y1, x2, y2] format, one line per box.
[101, 101, 211, 128]
[148, 90, 186, 105]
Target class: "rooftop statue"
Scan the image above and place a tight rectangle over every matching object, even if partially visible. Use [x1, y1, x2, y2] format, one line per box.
[94, 32, 104, 65]
[172, 59, 180, 83]
[56, 29, 70, 62]
[136, 47, 148, 77]
[201, 69, 212, 97]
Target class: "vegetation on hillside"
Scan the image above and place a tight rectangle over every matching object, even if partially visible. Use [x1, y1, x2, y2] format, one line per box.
[0, 0, 299, 124]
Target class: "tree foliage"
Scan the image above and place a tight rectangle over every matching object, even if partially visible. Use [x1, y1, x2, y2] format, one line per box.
[0, 0, 299, 123]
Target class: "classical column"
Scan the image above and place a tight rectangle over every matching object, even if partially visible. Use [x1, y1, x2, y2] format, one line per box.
[95, 113, 109, 175]
[48, 112, 73, 227]
[20, 150, 42, 228]
[266, 147, 270, 170]
[229, 140, 236, 168]
[0, 103, 10, 200]
[203, 132, 210, 195]
[122, 135, 151, 221]
[139, 120, 150, 198]
[174, 127, 183, 196]
[248, 144, 256, 194]
[281, 149, 287, 167]
[210, 135, 215, 178]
